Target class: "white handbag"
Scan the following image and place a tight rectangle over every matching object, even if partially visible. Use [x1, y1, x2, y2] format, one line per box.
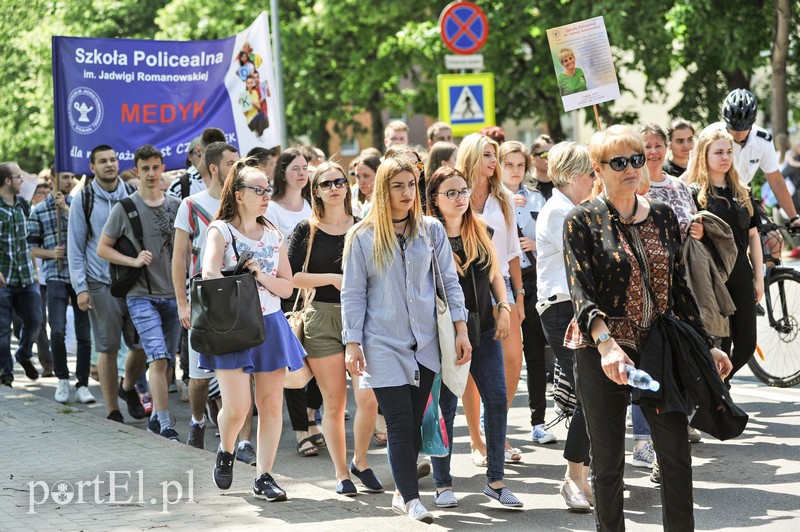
[430, 227, 471, 397]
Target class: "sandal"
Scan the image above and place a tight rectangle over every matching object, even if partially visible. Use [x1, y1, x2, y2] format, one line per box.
[471, 449, 488, 467]
[504, 448, 522, 464]
[296, 437, 319, 457]
[309, 432, 326, 448]
[372, 432, 388, 447]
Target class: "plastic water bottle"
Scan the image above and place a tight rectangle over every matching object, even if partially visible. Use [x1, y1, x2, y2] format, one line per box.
[625, 365, 660, 392]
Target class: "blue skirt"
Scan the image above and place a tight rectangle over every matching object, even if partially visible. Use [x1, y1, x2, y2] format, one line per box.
[198, 310, 307, 374]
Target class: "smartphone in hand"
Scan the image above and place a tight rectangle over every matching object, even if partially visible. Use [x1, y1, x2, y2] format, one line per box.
[234, 250, 255, 274]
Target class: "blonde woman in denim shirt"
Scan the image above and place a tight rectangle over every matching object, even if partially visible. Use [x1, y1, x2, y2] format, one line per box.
[342, 158, 471, 524]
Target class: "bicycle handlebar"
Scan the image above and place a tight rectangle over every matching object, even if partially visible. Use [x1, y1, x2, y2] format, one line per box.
[758, 220, 800, 236]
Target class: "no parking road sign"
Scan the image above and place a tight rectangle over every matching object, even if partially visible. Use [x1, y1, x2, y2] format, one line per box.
[437, 73, 495, 136]
[439, 1, 489, 55]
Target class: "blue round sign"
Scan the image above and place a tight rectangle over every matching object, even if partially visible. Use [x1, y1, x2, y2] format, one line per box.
[439, 2, 489, 55]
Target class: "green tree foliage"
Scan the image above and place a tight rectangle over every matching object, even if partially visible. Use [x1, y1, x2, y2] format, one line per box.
[1, 0, 798, 170]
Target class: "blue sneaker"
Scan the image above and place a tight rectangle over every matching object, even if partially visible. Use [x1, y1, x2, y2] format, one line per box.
[532, 424, 557, 444]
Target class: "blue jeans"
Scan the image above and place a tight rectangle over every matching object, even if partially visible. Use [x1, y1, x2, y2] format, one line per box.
[373, 364, 435, 504]
[126, 297, 180, 366]
[432, 328, 508, 487]
[48, 281, 92, 386]
[632, 404, 651, 441]
[0, 283, 43, 383]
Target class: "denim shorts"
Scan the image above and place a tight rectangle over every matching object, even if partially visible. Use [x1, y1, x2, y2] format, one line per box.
[127, 296, 180, 365]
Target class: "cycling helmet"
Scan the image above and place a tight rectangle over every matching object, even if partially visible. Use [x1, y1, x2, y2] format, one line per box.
[722, 88, 757, 131]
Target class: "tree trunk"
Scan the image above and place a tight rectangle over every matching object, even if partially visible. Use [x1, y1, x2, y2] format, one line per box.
[771, 0, 790, 161]
[369, 97, 384, 151]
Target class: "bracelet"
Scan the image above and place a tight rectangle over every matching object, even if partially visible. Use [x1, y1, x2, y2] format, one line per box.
[496, 301, 511, 313]
[789, 214, 800, 224]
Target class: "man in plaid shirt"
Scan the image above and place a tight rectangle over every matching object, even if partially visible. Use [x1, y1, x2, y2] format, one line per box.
[28, 172, 94, 404]
[0, 162, 43, 386]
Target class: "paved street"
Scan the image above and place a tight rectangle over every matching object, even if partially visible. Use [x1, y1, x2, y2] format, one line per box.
[3, 351, 800, 530]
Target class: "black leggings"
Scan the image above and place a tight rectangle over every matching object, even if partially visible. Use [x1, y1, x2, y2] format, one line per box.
[373, 364, 435, 503]
[285, 379, 323, 431]
[521, 273, 548, 426]
[722, 262, 757, 382]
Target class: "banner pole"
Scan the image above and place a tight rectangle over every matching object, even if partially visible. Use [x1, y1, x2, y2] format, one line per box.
[270, 1, 287, 149]
[593, 104, 602, 131]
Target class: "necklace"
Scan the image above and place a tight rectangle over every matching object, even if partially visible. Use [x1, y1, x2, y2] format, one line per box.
[395, 217, 411, 252]
[604, 194, 639, 224]
[392, 214, 410, 224]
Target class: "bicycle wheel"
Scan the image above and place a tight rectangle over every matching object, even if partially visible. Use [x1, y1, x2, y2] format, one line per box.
[749, 269, 800, 387]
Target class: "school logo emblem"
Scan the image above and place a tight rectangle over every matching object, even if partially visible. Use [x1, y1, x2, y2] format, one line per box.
[68, 87, 104, 135]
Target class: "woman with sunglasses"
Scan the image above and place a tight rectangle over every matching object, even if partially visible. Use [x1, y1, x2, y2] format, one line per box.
[686, 130, 762, 384]
[535, 142, 595, 511]
[426, 166, 522, 509]
[201, 163, 306, 502]
[530, 134, 555, 199]
[287, 162, 381, 497]
[563, 126, 731, 530]
[341, 158, 471, 524]
[457, 133, 524, 466]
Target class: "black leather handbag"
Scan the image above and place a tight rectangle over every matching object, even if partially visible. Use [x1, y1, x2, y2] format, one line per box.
[189, 227, 265, 355]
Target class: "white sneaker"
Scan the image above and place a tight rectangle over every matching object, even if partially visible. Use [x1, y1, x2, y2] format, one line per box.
[532, 424, 558, 444]
[631, 441, 656, 468]
[75, 386, 96, 404]
[55, 379, 70, 403]
[391, 492, 405, 514]
[405, 498, 434, 523]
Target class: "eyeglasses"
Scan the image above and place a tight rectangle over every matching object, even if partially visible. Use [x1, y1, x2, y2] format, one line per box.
[438, 188, 472, 201]
[317, 177, 348, 191]
[601, 154, 646, 172]
[534, 151, 549, 159]
[415, 161, 425, 173]
[238, 185, 273, 196]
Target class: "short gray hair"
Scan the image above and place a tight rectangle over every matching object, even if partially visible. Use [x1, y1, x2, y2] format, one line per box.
[548, 141, 593, 188]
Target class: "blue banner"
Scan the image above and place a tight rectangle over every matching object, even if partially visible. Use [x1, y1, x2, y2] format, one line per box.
[53, 13, 280, 174]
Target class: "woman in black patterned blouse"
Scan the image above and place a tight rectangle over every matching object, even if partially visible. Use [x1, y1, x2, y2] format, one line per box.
[563, 125, 732, 531]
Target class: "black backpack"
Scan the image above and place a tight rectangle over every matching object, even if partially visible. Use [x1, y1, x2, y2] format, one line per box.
[82, 180, 138, 240]
[109, 197, 151, 297]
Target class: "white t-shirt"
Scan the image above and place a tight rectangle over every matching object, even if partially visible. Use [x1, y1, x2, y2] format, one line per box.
[207, 220, 284, 315]
[266, 199, 312, 239]
[535, 188, 574, 306]
[699, 122, 780, 184]
[173, 191, 220, 278]
[481, 192, 522, 278]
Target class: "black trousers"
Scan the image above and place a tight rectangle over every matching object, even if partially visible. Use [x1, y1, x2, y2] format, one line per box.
[576, 346, 694, 532]
[285, 379, 323, 431]
[722, 262, 757, 382]
[521, 272, 548, 426]
[540, 301, 590, 465]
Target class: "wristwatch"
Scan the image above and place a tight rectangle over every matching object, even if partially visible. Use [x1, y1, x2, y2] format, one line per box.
[596, 332, 612, 345]
[513, 288, 525, 297]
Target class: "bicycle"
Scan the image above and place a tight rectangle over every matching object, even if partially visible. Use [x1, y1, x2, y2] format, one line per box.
[747, 220, 800, 387]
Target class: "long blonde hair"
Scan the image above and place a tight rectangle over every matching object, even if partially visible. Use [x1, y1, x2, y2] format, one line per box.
[456, 133, 514, 228]
[343, 158, 421, 272]
[685, 130, 753, 216]
[426, 166, 499, 279]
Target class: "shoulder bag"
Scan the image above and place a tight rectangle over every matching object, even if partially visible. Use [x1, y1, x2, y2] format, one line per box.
[284, 224, 315, 389]
[430, 222, 471, 397]
[190, 225, 266, 355]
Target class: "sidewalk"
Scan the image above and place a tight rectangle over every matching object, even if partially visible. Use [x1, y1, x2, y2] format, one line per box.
[0, 385, 434, 531]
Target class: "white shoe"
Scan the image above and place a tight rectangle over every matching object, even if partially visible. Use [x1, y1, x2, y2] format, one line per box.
[391, 494, 434, 523]
[391, 492, 405, 514]
[55, 379, 70, 403]
[75, 386, 96, 404]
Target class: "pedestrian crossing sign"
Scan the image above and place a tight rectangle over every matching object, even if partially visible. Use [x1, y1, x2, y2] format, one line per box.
[437, 73, 495, 136]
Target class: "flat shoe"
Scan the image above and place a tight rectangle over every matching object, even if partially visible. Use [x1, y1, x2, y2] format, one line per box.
[504, 448, 522, 464]
[471, 449, 488, 467]
[349, 461, 384, 493]
[560, 481, 591, 512]
[296, 436, 319, 457]
[435, 489, 459, 508]
[484, 485, 523, 508]
[335, 478, 358, 497]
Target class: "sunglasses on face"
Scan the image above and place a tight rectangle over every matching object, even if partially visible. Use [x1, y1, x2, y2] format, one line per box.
[317, 177, 348, 191]
[238, 184, 273, 196]
[601, 154, 646, 172]
[438, 188, 472, 201]
[534, 151, 549, 159]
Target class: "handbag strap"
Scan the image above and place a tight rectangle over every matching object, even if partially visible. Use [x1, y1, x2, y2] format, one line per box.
[468, 262, 479, 308]
[290, 222, 317, 313]
[516, 224, 536, 267]
[225, 223, 241, 262]
[427, 221, 450, 309]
